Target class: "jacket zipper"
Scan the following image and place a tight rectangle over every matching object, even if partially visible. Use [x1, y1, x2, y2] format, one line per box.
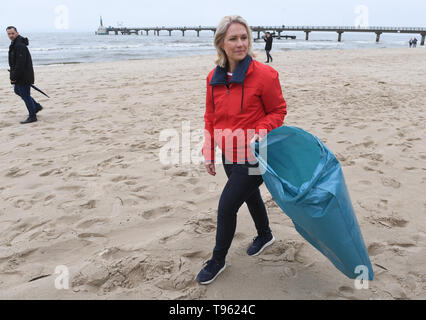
[212, 83, 244, 113]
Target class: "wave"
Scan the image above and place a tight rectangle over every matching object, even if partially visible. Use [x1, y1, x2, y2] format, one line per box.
[0, 32, 418, 69]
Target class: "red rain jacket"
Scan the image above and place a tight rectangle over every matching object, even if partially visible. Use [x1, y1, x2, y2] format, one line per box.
[202, 55, 287, 164]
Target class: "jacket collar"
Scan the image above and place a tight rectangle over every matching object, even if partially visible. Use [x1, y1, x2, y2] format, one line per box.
[210, 54, 253, 86]
[11, 35, 27, 47]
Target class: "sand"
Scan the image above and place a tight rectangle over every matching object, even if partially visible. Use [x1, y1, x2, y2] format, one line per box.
[0, 47, 425, 300]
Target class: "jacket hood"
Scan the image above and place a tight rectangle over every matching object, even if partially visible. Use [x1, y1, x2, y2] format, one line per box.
[13, 35, 29, 46]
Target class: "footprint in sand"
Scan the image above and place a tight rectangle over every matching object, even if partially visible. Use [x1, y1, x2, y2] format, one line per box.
[369, 241, 417, 263]
[255, 240, 304, 263]
[131, 192, 154, 201]
[281, 266, 298, 278]
[0, 121, 13, 128]
[322, 123, 336, 133]
[35, 147, 54, 152]
[359, 180, 372, 186]
[56, 214, 83, 225]
[159, 229, 185, 244]
[345, 139, 376, 153]
[184, 215, 217, 234]
[161, 164, 173, 171]
[39, 168, 70, 177]
[18, 143, 32, 148]
[80, 200, 97, 210]
[71, 254, 180, 293]
[5, 167, 29, 178]
[140, 205, 173, 220]
[186, 177, 199, 185]
[75, 218, 109, 229]
[381, 177, 401, 189]
[110, 175, 139, 183]
[176, 200, 198, 212]
[181, 251, 211, 260]
[77, 233, 106, 239]
[377, 199, 388, 210]
[172, 170, 189, 177]
[404, 167, 417, 171]
[366, 214, 409, 229]
[335, 153, 356, 167]
[193, 186, 207, 195]
[360, 153, 383, 162]
[363, 166, 383, 174]
[130, 141, 147, 151]
[57, 201, 79, 214]
[368, 242, 386, 256]
[13, 199, 34, 210]
[338, 286, 355, 297]
[55, 185, 83, 192]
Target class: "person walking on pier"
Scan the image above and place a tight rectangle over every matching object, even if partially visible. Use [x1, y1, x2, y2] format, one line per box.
[263, 32, 273, 63]
[197, 15, 287, 285]
[6, 26, 43, 124]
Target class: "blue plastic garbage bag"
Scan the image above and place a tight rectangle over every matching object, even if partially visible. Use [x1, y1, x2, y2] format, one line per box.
[251, 126, 374, 280]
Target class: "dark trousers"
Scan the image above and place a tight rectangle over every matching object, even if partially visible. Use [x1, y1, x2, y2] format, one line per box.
[14, 84, 40, 118]
[266, 50, 273, 62]
[212, 153, 272, 262]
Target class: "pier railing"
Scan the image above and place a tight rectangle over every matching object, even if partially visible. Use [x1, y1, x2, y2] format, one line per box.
[98, 25, 426, 45]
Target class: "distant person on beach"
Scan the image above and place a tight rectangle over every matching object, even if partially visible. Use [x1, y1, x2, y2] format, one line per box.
[412, 37, 418, 48]
[198, 15, 287, 285]
[6, 26, 42, 124]
[409, 38, 413, 48]
[263, 32, 273, 63]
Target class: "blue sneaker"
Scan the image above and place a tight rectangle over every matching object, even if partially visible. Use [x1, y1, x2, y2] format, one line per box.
[196, 259, 226, 285]
[247, 234, 275, 256]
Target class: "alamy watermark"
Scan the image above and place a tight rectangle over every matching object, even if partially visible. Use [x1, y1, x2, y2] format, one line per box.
[55, 265, 70, 290]
[354, 265, 370, 290]
[354, 5, 369, 28]
[54, 5, 69, 30]
[158, 121, 268, 175]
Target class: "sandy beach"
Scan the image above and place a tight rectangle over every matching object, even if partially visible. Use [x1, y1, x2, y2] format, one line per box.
[0, 47, 425, 300]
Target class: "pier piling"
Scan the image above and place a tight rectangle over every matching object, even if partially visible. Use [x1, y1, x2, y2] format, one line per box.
[305, 31, 310, 40]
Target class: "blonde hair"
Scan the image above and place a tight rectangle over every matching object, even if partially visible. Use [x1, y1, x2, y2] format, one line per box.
[214, 15, 256, 68]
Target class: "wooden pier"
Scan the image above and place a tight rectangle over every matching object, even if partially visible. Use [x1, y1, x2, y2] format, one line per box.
[100, 25, 426, 46]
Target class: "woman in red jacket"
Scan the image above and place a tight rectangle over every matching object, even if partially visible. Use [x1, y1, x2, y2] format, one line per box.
[197, 15, 287, 285]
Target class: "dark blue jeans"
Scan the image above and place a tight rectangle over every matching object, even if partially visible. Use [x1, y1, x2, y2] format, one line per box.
[14, 84, 40, 118]
[212, 153, 272, 262]
[266, 50, 273, 62]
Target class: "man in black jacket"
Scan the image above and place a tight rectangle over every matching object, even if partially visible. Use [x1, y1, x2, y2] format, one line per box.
[7, 26, 43, 124]
[263, 32, 273, 63]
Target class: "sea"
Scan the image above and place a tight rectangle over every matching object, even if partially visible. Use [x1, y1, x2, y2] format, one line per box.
[0, 30, 423, 69]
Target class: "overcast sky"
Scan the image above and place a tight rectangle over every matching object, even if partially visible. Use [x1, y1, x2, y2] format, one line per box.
[1, 0, 425, 33]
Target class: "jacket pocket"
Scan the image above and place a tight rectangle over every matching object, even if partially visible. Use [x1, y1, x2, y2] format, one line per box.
[243, 86, 262, 112]
[212, 85, 228, 113]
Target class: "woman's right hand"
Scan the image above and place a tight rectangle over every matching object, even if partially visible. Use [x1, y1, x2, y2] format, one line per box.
[205, 163, 216, 176]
